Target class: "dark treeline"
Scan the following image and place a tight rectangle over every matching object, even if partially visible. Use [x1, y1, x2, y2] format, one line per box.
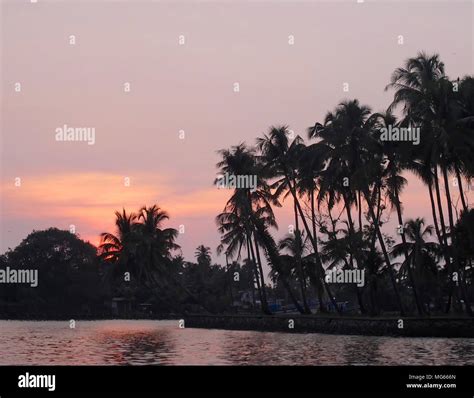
[215, 51, 474, 317]
[0, 52, 473, 319]
[0, 223, 244, 318]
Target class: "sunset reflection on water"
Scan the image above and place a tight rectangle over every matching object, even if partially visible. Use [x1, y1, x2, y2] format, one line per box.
[0, 320, 473, 366]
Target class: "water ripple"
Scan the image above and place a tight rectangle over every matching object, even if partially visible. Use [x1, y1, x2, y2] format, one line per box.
[0, 320, 472, 365]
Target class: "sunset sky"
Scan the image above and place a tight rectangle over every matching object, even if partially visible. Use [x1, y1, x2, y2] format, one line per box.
[1, 0, 473, 263]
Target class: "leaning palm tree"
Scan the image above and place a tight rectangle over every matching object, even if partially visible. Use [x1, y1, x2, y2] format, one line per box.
[257, 126, 342, 314]
[296, 144, 330, 311]
[309, 115, 370, 314]
[309, 101, 405, 315]
[215, 143, 274, 314]
[252, 213, 306, 314]
[270, 138, 311, 313]
[372, 111, 425, 315]
[216, 211, 247, 261]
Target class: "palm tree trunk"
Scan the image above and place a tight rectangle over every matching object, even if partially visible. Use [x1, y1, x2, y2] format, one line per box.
[246, 236, 263, 311]
[247, 232, 270, 314]
[367, 193, 381, 316]
[342, 195, 367, 314]
[388, 161, 424, 316]
[375, 184, 382, 226]
[431, 169, 460, 312]
[293, 199, 311, 314]
[363, 188, 405, 316]
[433, 167, 461, 313]
[434, 167, 449, 248]
[393, 190, 424, 316]
[454, 164, 468, 213]
[311, 190, 327, 313]
[428, 180, 443, 245]
[225, 256, 234, 309]
[252, 235, 272, 314]
[282, 277, 306, 314]
[308, 265, 327, 313]
[250, 213, 306, 314]
[442, 164, 473, 316]
[243, 191, 270, 314]
[284, 172, 342, 314]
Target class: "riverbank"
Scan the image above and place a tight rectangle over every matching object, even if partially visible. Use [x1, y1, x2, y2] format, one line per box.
[183, 314, 474, 337]
[1, 314, 472, 337]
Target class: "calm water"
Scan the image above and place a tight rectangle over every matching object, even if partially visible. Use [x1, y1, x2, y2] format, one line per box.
[0, 320, 473, 365]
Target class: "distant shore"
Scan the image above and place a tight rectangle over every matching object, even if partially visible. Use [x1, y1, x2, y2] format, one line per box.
[1, 314, 473, 337]
[183, 314, 474, 337]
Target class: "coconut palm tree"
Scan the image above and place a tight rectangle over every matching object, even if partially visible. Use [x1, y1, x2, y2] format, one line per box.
[99, 205, 212, 311]
[269, 138, 312, 314]
[251, 213, 306, 314]
[215, 144, 275, 314]
[98, 209, 138, 280]
[135, 205, 180, 284]
[195, 245, 212, 267]
[257, 126, 342, 314]
[308, 123, 371, 314]
[386, 53, 449, 242]
[309, 100, 405, 315]
[296, 144, 329, 311]
[372, 111, 425, 315]
[386, 52, 473, 315]
[216, 209, 265, 311]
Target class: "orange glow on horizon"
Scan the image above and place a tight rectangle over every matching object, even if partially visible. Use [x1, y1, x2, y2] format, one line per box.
[2, 172, 232, 250]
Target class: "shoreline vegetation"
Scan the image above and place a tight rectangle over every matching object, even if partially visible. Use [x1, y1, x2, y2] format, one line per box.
[0, 316, 472, 338]
[184, 314, 474, 337]
[1, 52, 473, 331]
